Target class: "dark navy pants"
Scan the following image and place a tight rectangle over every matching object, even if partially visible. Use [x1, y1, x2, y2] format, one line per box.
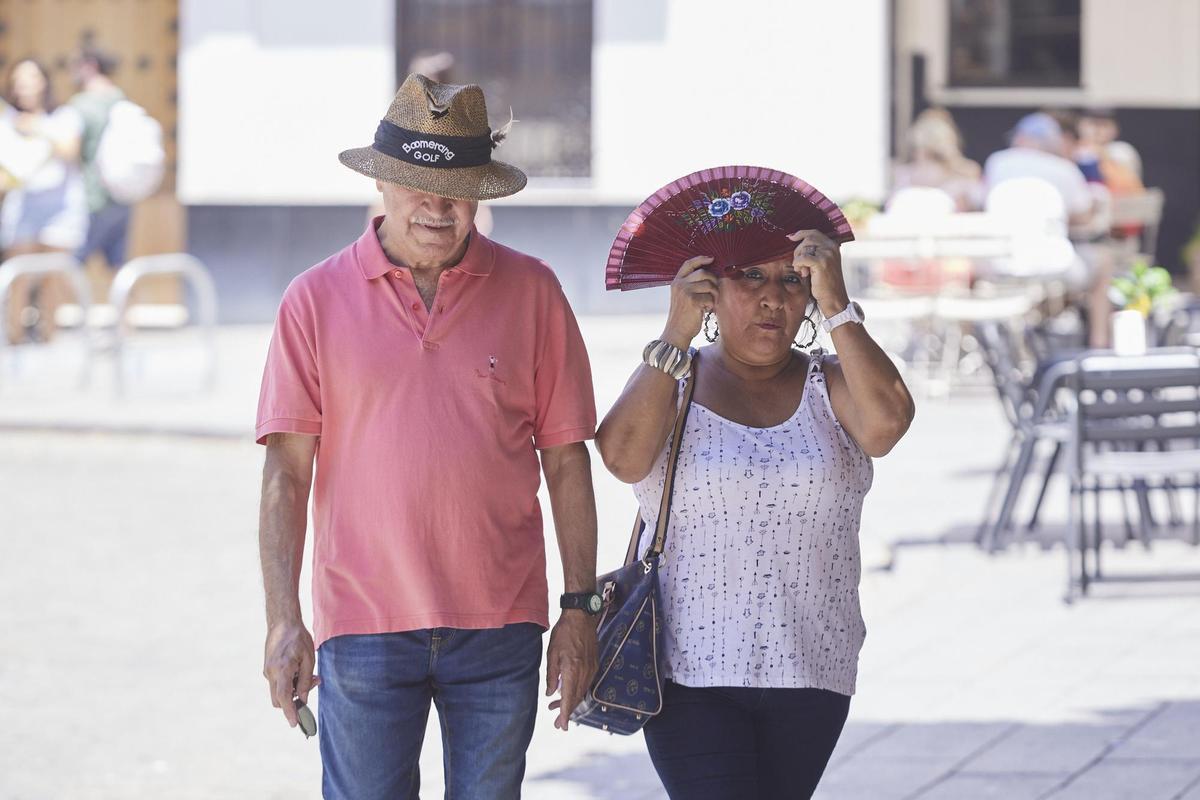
[316, 623, 543, 800]
[644, 680, 851, 799]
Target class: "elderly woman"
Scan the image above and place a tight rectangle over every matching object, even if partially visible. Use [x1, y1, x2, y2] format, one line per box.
[596, 229, 914, 799]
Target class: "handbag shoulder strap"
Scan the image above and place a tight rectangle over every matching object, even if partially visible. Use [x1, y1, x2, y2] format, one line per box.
[622, 514, 645, 566]
[647, 356, 698, 558]
[621, 353, 699, 564]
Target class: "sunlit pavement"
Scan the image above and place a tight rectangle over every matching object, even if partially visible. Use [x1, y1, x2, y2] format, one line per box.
[2, 317, 1199, 799]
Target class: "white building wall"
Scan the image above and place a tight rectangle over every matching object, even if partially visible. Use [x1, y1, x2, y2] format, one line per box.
[178, 0, 395, 205]
[1084, 0, 1200, 107]
[179, 0, 890, 207]
[590, 0, 891, 204]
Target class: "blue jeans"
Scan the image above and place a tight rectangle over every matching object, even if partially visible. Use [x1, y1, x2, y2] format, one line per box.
[75, 203, 131, 268]
[317, 623, 543, 800]
[643, 680, 851, 800]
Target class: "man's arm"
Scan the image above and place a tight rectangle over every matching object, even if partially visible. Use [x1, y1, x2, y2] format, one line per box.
[259, 432, 318, 728]
[539, 441, 599, 731]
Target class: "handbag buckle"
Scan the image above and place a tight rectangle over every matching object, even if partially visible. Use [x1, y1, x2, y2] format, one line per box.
[641, 558, 652, 575]
[601, 581, 615, 604]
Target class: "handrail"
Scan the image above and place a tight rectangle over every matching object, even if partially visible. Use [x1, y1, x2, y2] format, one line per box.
[0, 252, 93, 388]
[109, 254, 218, 394]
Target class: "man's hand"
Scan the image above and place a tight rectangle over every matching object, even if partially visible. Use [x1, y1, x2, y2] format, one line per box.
[545, 610, 599, 731]
[263, 619, 319, 728]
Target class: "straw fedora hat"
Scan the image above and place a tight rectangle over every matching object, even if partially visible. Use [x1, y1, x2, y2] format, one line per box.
[339, 73, 527, 201]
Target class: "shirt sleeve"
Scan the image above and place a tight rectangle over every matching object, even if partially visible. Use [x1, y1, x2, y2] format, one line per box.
[255, 296, 322, 445]
[532, 277, 597, 449]
[51, 105, 84, 139]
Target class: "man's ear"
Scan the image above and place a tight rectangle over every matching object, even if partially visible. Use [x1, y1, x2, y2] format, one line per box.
[375, 180, 383, 193]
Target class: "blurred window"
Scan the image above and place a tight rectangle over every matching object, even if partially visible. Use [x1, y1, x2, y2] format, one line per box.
[397, 0, 593, 178]
[949, 0, 1081, 88]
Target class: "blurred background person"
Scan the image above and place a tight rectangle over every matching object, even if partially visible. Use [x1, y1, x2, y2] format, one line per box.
[0, 57, 86, 343]
[890, 108, 983, 212]
[1046, 108, 1104, 184]
[984, 112, 1097, 228]
[985, 112, 1116, 346]
[1079, 107, 1145, 196]
[70, 40, 133, 270]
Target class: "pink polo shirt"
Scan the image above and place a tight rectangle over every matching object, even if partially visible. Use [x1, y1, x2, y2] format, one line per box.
[256, 219, 596, 648]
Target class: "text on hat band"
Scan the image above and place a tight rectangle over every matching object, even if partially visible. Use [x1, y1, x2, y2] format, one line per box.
[372, 119, 493, 169]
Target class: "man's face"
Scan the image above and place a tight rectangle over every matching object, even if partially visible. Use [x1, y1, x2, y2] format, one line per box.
[376, 181, 478, 268]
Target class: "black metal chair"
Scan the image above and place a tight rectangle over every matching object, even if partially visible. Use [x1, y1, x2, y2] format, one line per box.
[1065, 351, 1200, 599]
[975, 319, 1072, 551]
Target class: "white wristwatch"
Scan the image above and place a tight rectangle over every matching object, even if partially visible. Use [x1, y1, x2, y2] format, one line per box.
[820, 301, 865, 333]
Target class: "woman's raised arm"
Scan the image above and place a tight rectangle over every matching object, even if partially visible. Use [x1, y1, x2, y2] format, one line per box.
[596, 256, 715, 483]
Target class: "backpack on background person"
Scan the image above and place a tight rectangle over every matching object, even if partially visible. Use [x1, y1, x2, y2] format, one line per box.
[94, 99, 165, 205]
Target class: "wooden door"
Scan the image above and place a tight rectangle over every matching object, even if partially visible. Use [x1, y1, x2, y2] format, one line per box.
[0, 0, 181, 301]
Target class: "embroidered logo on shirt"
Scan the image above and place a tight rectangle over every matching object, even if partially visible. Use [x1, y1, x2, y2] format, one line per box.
[474, 354, 507, 385]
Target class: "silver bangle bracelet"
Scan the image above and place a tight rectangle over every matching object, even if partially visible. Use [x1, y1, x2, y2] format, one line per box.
[642, 339, 692, 380]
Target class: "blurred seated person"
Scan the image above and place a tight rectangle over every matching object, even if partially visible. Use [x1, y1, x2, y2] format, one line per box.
[1079, 108, 1144, 196]
[890, 108, 983, 212]
[985, 112, 1115, 348]
[1047, 108, 1103, 184]
[985, 112, 1101, 230]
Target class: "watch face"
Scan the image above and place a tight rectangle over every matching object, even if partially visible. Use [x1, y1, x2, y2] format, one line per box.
[587, 594, 603, 614]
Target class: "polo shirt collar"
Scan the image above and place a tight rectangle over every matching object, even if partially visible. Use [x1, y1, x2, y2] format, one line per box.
[355, 216, 494, 280]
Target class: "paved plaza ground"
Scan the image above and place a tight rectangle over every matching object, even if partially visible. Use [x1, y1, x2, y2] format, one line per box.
[2, 317, 1199, 799]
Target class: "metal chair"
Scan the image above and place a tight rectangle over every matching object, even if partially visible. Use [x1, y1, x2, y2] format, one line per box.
[108, 254, 219, 394]
[1109, 187, 1165, 266]
[975, 319, 1072, 551]
[0, 252, 93, 387]
[1065, 350, 1200, 599]
[985, 177, 1068, 237]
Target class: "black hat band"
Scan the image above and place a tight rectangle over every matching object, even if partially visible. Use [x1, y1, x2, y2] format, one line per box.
[371, 119, 493, 169]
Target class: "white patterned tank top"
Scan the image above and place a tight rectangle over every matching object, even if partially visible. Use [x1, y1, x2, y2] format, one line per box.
[632, 349, 873, 695]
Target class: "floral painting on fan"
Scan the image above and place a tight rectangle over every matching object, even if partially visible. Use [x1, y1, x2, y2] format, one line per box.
[673, 182, 780, 241]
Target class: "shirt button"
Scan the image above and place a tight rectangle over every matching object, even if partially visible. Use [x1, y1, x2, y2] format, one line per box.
[411, 302, 421, 312]
[422, 341, 440, 352]
[392, 269, 403, 279]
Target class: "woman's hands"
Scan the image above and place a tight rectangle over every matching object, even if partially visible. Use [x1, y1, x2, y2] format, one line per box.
[661, 255, 717, 348]
[787, 229, 850, 318]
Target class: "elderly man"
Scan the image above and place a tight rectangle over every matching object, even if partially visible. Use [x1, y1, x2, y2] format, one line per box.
[256, 74, 601, 799]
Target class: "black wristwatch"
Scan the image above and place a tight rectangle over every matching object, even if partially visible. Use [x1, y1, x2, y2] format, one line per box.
[560, 591, 604, 615]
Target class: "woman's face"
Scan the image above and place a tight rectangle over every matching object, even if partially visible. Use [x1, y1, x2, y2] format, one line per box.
[11, 61, 48, 113]
[713, 256, 812, 364]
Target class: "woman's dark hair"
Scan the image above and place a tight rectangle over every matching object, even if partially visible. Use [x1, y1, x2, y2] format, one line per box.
[6, 57, 56, 113]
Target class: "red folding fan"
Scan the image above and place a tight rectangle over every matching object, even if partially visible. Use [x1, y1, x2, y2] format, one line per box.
[606, 165, 855, 291]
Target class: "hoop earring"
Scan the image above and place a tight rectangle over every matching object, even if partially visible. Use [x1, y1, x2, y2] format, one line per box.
[794, 314, 818, 349]
[703, 310, 719, 343]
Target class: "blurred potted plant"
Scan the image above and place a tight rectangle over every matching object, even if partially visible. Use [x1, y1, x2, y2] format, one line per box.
[1108, 259, 1176, 355]
[840, 197, 880, 235]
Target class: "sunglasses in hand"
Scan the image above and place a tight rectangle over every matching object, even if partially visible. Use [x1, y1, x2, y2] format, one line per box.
[292, 676, 317, 739]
